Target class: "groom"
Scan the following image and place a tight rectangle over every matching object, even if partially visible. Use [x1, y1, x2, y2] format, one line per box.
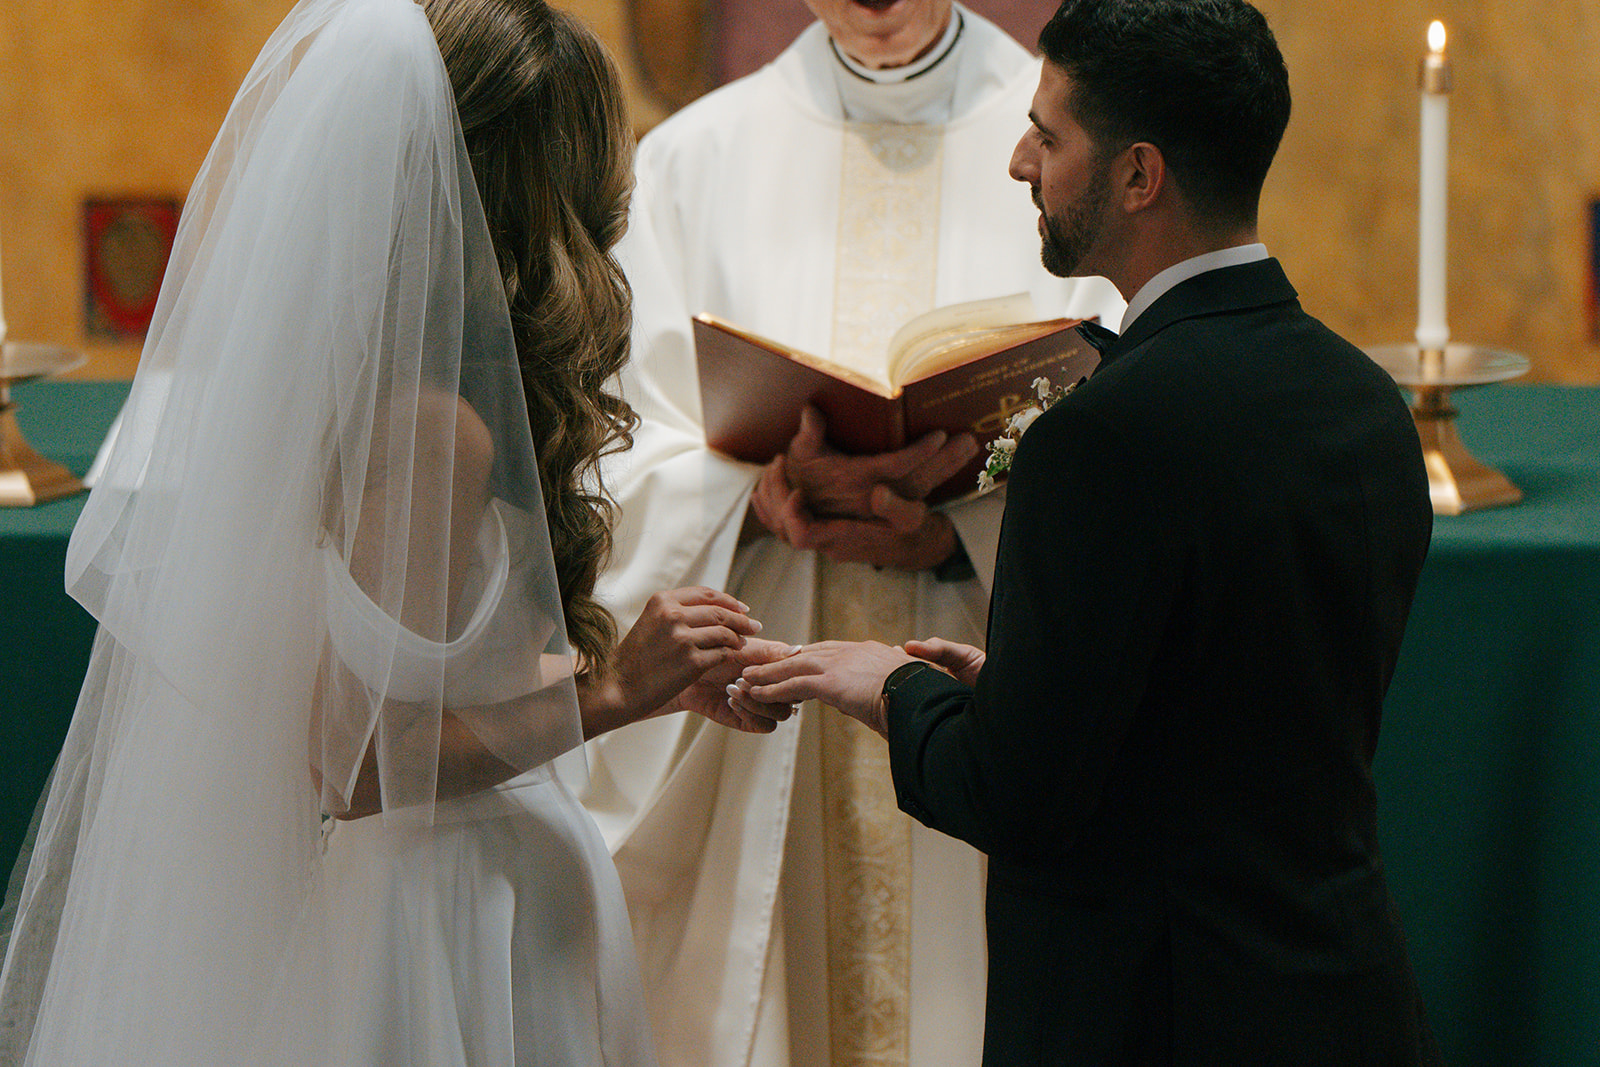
[736, 0, 1441, 1061]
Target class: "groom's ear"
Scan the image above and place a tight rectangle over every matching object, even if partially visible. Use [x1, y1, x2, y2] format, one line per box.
[1116, 142, 1167, 215]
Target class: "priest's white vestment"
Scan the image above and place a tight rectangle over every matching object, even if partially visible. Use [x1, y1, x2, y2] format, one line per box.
[584, 10, 1125, 1066]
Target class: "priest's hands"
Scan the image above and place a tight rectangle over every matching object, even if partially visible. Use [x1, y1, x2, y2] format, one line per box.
[747, 406, 976, 572]
[785, 406, 975, 514]
[731, 640, 918, 738]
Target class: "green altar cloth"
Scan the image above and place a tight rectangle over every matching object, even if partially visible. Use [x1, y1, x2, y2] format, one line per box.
[0, 380, 1596, 1065]
[1374, 385, 1600, 1065]
[1, 380, 125, 900]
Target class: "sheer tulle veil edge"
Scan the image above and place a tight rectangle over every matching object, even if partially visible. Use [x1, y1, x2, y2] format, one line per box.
[0, 0, 594, 1061]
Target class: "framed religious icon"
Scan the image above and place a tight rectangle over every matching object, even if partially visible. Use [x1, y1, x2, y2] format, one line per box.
[83, 196, 181, 340]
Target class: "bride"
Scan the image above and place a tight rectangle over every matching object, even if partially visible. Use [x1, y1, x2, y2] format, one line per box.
[0, 0, 791, 1063]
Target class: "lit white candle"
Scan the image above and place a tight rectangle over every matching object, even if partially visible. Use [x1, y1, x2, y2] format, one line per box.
[1416, 20, 1450, 357]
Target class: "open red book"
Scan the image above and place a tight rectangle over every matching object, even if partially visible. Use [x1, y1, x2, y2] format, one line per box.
[695, 294, 1101, 503]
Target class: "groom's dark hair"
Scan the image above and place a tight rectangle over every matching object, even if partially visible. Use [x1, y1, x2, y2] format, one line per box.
[1039, 0, 1291, 229]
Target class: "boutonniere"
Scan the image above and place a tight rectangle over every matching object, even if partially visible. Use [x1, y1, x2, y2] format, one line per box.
[977, 375, 1078, 493]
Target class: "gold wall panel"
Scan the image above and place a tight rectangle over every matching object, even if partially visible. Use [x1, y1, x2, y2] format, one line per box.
[0, 0, 300, 378]
[3, 0, 1595, 381]
[1255, 0, 1600, 382]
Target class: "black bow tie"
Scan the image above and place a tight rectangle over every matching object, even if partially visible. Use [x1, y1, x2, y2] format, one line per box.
[1074, 319, 1120, 355]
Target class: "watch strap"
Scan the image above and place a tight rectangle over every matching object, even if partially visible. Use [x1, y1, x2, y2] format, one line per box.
[881, 660, 934, 707]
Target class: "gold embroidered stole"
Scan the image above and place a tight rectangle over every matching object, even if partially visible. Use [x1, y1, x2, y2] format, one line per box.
[816, 122, 942, 1067]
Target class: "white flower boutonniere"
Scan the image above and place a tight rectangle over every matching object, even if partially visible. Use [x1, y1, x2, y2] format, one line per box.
[977, 375, 1079, 493]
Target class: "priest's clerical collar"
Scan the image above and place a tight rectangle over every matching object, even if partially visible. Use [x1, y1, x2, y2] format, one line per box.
[828, 8, 965, 124]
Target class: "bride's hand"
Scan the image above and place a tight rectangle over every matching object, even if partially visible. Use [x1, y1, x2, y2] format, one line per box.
[609, 587, 762, 720]
[660, 637, 801, 733]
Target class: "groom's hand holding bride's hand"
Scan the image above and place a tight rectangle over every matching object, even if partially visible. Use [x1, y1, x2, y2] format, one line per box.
[730, 636, 986, 738]
[731, 640, 916, 737]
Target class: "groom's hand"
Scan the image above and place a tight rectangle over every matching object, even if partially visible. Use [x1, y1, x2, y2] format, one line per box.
[902, 637, 984, 687]
[734, 640, 916, 737]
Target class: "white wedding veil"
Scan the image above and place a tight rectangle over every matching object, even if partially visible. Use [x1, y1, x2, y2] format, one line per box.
[0, 0, 594, 1060]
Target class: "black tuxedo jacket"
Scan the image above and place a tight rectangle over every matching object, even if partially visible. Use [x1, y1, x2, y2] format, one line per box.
[888, 259, 1440, 1065]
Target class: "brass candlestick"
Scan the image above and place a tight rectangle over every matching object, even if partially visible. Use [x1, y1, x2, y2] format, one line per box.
[1364, 342, 1527, 515]
[0, 341, 87, 506]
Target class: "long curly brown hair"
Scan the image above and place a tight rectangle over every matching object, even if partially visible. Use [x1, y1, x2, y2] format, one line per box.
[424, 0, 637, 676]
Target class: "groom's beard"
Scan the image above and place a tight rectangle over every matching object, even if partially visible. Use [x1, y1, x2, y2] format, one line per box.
[1037, 162, 1111, 278]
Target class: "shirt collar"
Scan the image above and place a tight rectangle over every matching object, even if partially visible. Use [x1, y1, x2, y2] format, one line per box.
[1119, 243, 1268, 333]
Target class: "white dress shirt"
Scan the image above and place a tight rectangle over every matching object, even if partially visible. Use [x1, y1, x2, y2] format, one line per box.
[1120, 242, 1269, 333]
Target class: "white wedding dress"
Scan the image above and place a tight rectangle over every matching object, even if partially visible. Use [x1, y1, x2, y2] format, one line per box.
[321, 784, 646, 1065]
[0, 1, 656, 1063]
[317, 500, 656, 1066]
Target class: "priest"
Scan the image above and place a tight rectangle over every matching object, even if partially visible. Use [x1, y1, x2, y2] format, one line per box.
[583, 3, 1123, 1065]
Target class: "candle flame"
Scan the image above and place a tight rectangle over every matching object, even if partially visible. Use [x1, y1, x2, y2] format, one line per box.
[1428, 20, 1447, 54]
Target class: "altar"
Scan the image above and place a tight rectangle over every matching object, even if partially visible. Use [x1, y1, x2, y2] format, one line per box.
[1, 379, 1597, 1065]
[1372, 385, 1600, 1063]
[0, 380, 124, 901]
